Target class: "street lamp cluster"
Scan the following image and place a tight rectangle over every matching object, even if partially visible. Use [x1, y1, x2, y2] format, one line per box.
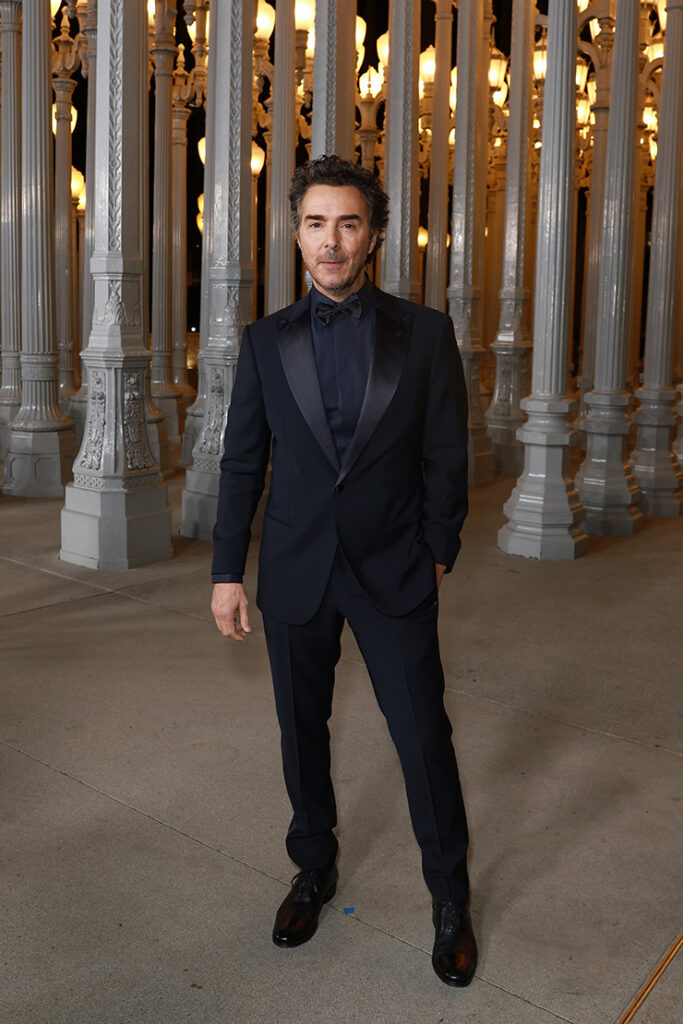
[0, 0, 680, 567]
[36, 1, 678, 431]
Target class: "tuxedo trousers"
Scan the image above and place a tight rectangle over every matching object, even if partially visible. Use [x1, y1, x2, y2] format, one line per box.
[262, 549, 470, 903]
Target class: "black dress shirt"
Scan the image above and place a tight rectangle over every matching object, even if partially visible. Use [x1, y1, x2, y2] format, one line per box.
[310, 278, 375, 466]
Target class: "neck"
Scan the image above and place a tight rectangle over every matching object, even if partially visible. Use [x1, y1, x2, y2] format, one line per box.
[314, 272, 367, 303]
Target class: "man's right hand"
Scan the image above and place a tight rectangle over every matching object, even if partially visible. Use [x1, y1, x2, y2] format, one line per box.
[211, 582, 251, 641]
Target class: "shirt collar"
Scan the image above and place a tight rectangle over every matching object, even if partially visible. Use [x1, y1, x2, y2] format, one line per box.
[310, 276, 374, 323]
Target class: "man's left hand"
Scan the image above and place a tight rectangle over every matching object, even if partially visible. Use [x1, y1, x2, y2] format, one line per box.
[435, 563, 446, 588]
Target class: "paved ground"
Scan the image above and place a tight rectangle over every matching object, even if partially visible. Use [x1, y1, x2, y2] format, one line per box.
[1, 473, 681, 1024]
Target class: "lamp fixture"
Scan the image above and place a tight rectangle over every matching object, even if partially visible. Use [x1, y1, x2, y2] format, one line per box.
[533, 36, 547, 83]
[70, 166, 85, 205]
[576, 56, 589, 94]
[376, 31, 389, 71]
[488, 44, 508, 92]
[420, 45, 436, 86]
[255, 0, 276, 41]
[294, 0, 314, 33]
[251, 141, 266, 178]
[359, 66, 383, 100]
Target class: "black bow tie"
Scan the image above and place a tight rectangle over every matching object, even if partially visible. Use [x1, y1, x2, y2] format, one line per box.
[314, 292, 363, 326]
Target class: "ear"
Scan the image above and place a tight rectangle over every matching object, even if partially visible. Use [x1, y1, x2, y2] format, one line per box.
[368, 233, 378, 255]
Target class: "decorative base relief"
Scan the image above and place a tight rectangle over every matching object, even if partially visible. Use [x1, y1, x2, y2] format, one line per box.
[2, 426, 76, 498]
[179, 405, 203, 467]
[60, 354, 173, 570]
[180, 359, 237, 539]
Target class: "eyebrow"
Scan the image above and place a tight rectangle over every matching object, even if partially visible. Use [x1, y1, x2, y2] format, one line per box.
[303, 213, 362, 222]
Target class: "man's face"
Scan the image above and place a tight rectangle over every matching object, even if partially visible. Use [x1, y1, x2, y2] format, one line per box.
[296, 184, 378, 301]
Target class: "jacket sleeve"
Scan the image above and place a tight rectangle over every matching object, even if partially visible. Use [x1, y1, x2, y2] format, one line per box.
[420, 315, 469, 571]
[211, 326, 271, 581]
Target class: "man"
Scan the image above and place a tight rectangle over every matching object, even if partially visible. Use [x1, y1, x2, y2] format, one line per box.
[211, 155, 476, 987]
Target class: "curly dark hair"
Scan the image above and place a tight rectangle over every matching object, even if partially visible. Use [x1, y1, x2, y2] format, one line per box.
[289, 155, 389, 256]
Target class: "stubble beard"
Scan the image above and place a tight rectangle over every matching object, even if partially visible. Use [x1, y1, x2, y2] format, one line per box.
[310, 255, 367, 300]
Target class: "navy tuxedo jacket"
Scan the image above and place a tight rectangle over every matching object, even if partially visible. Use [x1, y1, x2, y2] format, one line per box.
[212, 283, 469, 625]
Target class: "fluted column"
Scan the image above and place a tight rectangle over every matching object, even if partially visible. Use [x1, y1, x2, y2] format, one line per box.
[575, 0, 643, 535]
[181, 0, 255, 540]
[447, 0, 493, 486]
[424, 0, 454, 312]
[311, 0, 356, 160]
[171, 103, 195, 406]
[69, 0, 96, 444]
[60, 0, 171, 569]
[630, 0, 683, 515]
[627, 138, 649, 389]
[578, 11, 616, 412]
[53, 70, 79, 409]
[486, 0, 534, 476]
[3, 0, 76, 497]
[379, 0, 420, 301]
[483, 151, 506, 352]
[266, 0, 295, 313]
[0, 0, 23, 458]
[498, 1, 588, 559]
[674, 154, 683, 461]
[71, 196, 81, 362]
[149, 0, 183, 468]
[181, 29, 216, 468]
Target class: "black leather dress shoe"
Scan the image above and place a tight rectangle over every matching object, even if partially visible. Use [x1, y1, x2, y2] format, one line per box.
[272, 866, 338, 947]
[431, 899, 478, 987]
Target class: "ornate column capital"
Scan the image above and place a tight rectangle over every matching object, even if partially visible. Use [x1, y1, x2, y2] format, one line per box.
[0, 1, 22, 30]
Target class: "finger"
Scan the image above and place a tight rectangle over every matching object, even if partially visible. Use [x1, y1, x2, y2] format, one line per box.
[239, 596, 251, 634]
[215, 612, 242, 640]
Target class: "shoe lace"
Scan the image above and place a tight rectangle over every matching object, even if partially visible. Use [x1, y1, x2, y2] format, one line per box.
[437, 899, 463, 935]
[290, 870, 322, 901]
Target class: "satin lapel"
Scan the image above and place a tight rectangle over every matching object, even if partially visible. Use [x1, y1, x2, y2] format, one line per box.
[277, 305, 341, 474]
[337, 302, 409, 485]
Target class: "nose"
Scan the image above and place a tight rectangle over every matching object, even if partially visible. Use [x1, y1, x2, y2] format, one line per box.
[322, 224, 341, 251]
